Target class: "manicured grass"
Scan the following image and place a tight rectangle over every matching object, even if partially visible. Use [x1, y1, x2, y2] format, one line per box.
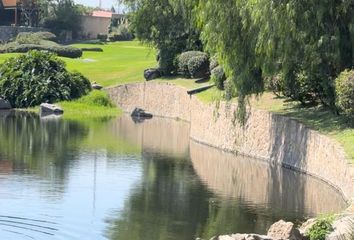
[58, 90, 121, 120]
[65, 41, 156, 87]
[0, 41, 157, 87]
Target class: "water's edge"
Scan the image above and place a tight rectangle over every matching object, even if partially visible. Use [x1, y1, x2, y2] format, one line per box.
[107, 82, 354, 209]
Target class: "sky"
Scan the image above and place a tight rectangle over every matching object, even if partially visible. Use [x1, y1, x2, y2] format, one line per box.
[74, 0, 119, 10]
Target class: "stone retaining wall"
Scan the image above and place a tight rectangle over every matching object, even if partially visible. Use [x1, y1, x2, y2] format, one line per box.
[107, 82, 354, 204]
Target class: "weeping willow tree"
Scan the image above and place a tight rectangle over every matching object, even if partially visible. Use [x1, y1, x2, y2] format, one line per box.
[123, 0, 201, 74]
[197, 0, 354, 120]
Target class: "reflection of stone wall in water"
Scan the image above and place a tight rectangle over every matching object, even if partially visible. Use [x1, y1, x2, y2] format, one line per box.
[108, 82, 354, 203]
[189, 141, 347, 217]
[109, 115, 190, 158]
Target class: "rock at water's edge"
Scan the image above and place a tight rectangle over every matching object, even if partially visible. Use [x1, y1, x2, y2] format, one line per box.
[267, 220, 302, 240]
[40, 103, 64, 115]
[131, 108, 153, 119]
[0, 98, 11, 109]
[215, 234, 273, 240]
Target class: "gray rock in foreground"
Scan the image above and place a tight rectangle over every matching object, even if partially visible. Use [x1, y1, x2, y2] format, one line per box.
[326, 215, 354, 240]
[40, 103, 64, 115]
[267, 220, 302, 240]
[212, 233, 273, 240]
[0, 98, 11, 109]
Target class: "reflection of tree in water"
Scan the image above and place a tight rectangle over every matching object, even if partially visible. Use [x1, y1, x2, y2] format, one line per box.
[104, 151, 274, 240]
[105, 151, 214, 240]
[0, 111, 89, 182]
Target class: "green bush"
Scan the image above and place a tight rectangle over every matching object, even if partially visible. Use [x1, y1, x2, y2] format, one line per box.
[97, 34, 108, 42]
[210, 55, 219, 72]
[308, 217, 334, 240]
[2, 44, 82, 58]
[265, 74, 284, 97]
[177, 51, 208, 77]
[108, 25, 134, 42]
[77, 90, 114, 107]
[16, 32, 41, 45]
[335, 70, 354, 119]
[0, 50, 91, 108]
[211, 66, 226, 90]
[80, 47, 103, 52]
[188, 54, 210, 78]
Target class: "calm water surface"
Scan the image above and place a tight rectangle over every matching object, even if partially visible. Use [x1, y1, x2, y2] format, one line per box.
[0, 111, 347, 240]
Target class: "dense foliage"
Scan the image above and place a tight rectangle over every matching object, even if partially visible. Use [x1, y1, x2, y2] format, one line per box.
[177, 51, 208, 77]
[308, 217, 334, 240]
[43, 0, 82, 39]
[123, 0, 202, 74]
[197, 0, 354, 118]
[0, 51, 91, 108]
[335, 70, 354, 119]
[211, 66, 226, 90]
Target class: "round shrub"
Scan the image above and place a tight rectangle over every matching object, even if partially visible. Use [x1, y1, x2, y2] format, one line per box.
[177, 51, 208, 77]
[188, 54, 210, 78]
[209, 55, 219, 72]
[0, 50, 91, 108]
[211, 66, 226, 90]
[335, 70, 354, 118]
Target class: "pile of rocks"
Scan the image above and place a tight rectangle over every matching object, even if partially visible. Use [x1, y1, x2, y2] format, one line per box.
[200, 219, 318, 240]
[202, 216, 354, 240]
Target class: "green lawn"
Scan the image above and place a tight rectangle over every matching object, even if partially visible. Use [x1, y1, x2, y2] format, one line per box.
[0, 41, 157, 87]
[66, 41, 156, 87]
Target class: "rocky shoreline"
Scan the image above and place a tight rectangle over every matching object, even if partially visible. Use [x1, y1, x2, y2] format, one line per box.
[201, 217, 354, 240]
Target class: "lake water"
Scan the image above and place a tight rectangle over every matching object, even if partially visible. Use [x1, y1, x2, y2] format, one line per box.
[0, 111, 347, 240]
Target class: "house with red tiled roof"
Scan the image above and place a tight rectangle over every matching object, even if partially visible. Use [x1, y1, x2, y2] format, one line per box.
[0, 0, 21, 26]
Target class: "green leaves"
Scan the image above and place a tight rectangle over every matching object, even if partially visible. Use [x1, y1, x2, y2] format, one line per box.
[0, 51, 91, 108]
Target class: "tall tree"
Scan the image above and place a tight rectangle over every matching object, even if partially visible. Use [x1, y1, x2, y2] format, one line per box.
[123, 0, 201, 74]
[198, 0, 354, 116]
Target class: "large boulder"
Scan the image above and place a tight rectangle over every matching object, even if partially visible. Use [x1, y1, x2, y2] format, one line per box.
[144, 68, 161, 81]
[40, 103, 64, 115]
[326, 215, 354, 240]
[299, 219, 317, 239]
[267, 220, 302, 240]
[0, 98, 11, 109]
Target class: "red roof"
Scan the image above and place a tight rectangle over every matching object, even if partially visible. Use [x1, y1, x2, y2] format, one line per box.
[92, 11, 112, 18]
[2, 0, 18, 7]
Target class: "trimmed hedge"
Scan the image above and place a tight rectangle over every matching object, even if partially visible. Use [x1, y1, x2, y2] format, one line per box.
[177, 51, 209, 77]
[81, 47, 103, 52]
[211, 66, 226, 90]
[97, 34, 107, 42]
[188, 55, 210, 78]
[1, 44, 82, 58]
[0, 50, 91, 108]
[335, 69, 354, 119]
